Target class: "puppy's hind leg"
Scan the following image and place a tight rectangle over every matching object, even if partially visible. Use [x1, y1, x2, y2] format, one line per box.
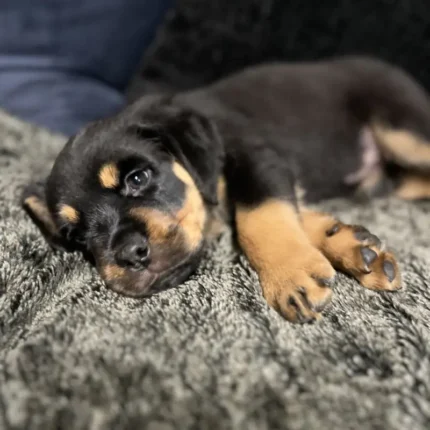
[354, 59, 430, 171]
[372, 123, 430, 172]
[394, 173, 430, 200]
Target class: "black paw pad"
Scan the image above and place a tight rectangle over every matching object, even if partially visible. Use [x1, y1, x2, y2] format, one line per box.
[353, 226, 382, 248]
[361, 247, 377, 268]
[326, 223, 340, 237]
[353, 226, 372, 241]
[313, 276, 335, 288]
[383, 261, 396, 282]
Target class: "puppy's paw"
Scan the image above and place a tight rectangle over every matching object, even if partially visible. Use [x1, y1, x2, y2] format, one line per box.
[325, 223, 402, 291]
[261, 247, 336, 323]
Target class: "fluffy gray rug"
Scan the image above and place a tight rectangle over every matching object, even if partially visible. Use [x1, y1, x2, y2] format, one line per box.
[1, 110, 430, 430]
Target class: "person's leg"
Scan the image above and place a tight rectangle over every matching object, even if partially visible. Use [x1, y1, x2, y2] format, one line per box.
[0, 0, 172, 136]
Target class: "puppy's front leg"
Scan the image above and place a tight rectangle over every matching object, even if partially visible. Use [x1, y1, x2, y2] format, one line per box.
[235, 199, 336, 322]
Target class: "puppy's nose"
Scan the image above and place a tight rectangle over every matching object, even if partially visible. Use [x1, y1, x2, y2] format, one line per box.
[115, 233, 150, 269]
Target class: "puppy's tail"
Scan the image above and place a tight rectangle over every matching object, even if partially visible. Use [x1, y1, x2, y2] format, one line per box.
[339, 56, 430, 171]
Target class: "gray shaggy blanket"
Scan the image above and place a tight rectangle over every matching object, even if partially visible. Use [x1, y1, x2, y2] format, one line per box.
[1, 110, 430, 430]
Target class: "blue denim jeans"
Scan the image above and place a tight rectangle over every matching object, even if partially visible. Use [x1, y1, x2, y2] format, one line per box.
[0, 0, 172, 135]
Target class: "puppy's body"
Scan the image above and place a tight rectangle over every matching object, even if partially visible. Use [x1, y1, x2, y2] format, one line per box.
[169, 57, 430, 201]
[24, 57, 430, 322]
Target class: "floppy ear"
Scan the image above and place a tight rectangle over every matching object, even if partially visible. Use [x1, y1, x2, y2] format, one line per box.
[136, 105, 224, 205]
[22, 181, 71, 251]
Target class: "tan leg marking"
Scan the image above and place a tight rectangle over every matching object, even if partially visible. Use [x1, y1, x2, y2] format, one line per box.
[99, 163, 119, 189]
[372, 123, 430, 167]
[236, 199, 335, 322]
[301, 210, 402, 291]
[395, 173, 430, 200]
[58, 204, 80, 224]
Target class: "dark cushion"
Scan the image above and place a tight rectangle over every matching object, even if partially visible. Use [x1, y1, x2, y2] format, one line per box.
[138, 0, 430, 93]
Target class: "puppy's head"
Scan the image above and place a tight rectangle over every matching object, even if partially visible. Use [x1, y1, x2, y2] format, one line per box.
[22, 98, 224, 296]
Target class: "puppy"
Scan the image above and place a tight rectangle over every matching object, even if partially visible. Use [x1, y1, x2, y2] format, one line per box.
[23, 56, 430, 322]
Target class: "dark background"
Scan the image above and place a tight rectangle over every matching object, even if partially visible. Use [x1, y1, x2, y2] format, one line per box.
[132, 0, 430, 97]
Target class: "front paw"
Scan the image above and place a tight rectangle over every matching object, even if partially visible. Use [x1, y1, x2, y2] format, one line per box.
[261, 247, 336, 323]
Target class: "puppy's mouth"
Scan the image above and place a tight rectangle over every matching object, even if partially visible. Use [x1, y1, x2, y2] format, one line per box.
[98, 247, 203, 298]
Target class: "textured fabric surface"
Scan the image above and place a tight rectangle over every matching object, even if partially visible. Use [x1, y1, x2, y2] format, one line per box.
[135, 0, 430, 95]
[1, 111, 430, 429]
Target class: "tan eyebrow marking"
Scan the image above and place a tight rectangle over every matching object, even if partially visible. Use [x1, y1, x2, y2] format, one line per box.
[99, 163, 120, 189]
[58, 204, 80, 224]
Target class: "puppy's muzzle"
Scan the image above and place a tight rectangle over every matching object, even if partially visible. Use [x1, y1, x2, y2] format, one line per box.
[114, 231, 150, 270]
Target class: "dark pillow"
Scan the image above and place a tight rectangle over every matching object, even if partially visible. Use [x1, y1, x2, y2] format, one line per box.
[136, 0, 430, 93]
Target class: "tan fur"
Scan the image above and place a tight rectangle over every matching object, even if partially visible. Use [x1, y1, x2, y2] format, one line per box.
[172, 162, 207, 250]
[102, 264, 126, 281]
[58, 204, 79, 224]
[130, 207, 175, 245]
[372, 122, 430, 166]
[356, 253, 401, 291]
[172, 162, 194, 186]
[395, 173, 430, 200]
[302, 211, 367, 274]
[236, 199, 334, 321]
[301, 210, 401, 291]
[99, 163, 119, 189]
[24, 196, 58, 237]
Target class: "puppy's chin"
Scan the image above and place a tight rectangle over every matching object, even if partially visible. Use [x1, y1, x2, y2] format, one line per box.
[105, 269, 158, 297]
[101, 252, 202, 298]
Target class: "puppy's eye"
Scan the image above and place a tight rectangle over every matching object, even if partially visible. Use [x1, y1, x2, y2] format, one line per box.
[125, 169, 151, 193]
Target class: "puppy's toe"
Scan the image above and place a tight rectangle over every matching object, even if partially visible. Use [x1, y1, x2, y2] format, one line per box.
[357, 251, 402, 291]
[324, 222, 402, 292]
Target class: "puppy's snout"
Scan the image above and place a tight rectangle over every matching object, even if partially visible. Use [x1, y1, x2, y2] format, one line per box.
[115, 231, 150, 269]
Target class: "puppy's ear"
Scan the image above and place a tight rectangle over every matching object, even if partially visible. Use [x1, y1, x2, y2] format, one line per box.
[136, 107, 224, 205]
[22, 181, 70, 251]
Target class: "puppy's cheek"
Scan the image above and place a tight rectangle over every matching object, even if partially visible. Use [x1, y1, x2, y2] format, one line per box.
[173, 169, 208, 251]
[130, 205, 205, 256]
[175, 199, 206, 252]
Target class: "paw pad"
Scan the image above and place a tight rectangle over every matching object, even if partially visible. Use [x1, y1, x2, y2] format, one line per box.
[360, 247, 377, 268]
[383, 260, 395, 282]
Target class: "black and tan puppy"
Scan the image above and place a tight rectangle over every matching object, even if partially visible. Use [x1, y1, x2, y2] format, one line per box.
[23, 56, 430, 322]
